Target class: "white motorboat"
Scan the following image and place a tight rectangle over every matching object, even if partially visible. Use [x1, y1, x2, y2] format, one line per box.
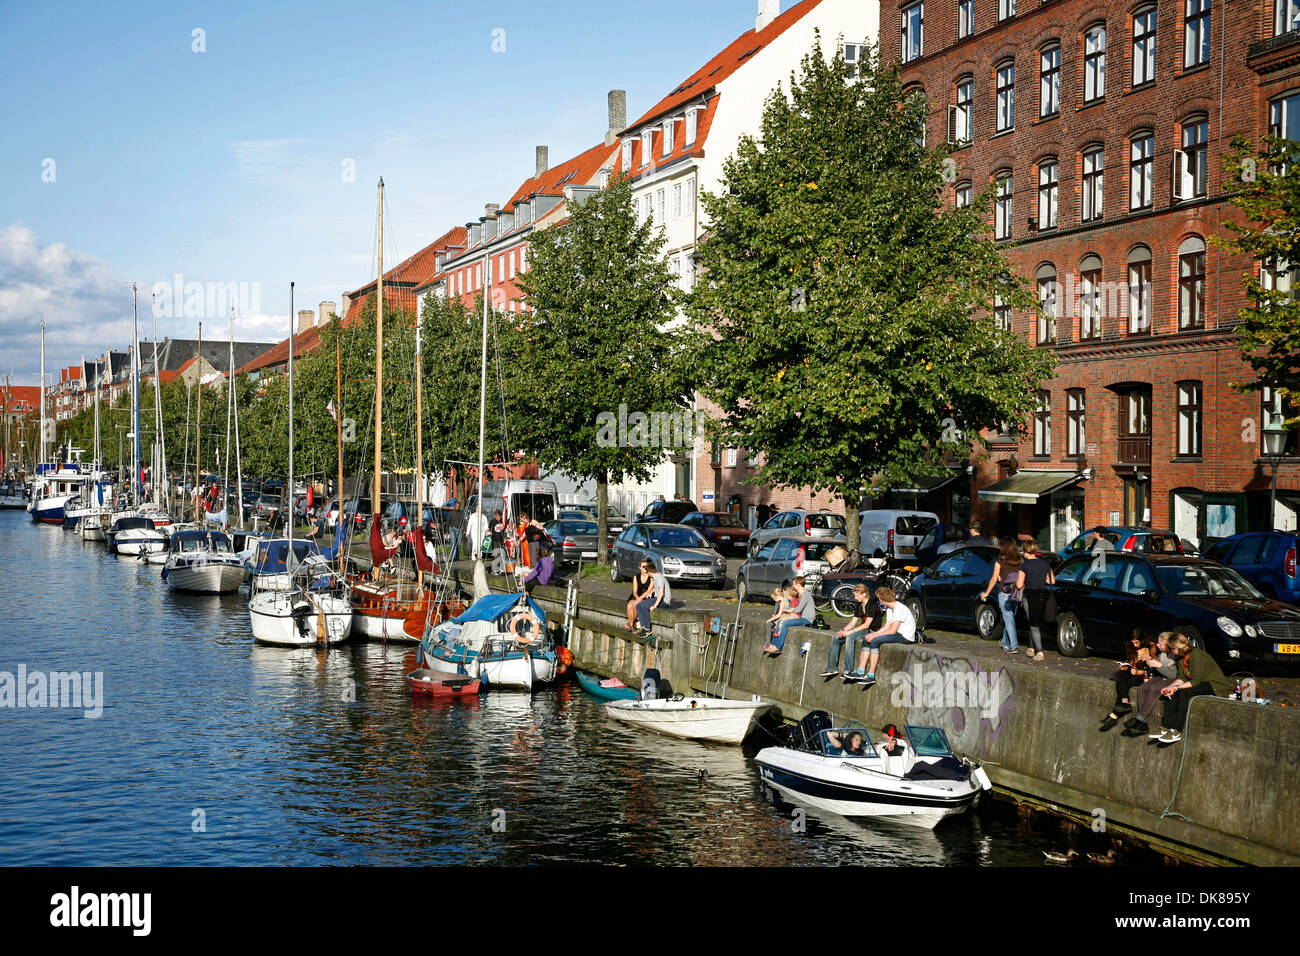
[420, 592, 558, 691]
[249, 566, 353, 647]
[107, 515, 167, 556]
[247, 538, 332, 591]
[754, 713, 992, 830]
[78, 510, 109, 541]
[162, 529, 246, 594]
[605, 695, 773, 745]
[0, 479, 26, 509]
[27, 464, 87, 524]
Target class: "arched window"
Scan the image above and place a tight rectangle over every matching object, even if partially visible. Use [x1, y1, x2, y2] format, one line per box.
[1039, 43, 1061, 117]
[996, 59, 1015, 132]
[1178, 236, 1206, 329]
[1129, 130, 1154, 209]
[1037, 157, 1059, 228]
[951, 75, 973, 144]
[995, 170, 1013, 239]
[1175, 114, 1209, 199]
[1082, 145, 1105, 221]
[1084, 24, 1107, 102]
[1132, 6, 1157, 86]
[1079, 254, 1103, 339]
[954, 180, 973, 208]
[1127, 245, 1152, 334]
[1037, 263, 1058, 343]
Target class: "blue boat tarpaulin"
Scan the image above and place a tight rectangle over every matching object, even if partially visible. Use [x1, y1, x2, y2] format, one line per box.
[452, 593, 546, 625]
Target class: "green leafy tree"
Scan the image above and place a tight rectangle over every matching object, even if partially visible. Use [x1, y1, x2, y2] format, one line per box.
[1217, 135, 1300, 426]
[511, 175, 688, 559]
[683, 37, 1055, 549]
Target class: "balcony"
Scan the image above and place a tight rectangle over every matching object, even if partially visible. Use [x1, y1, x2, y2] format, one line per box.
[1116, 436, 1151, 467]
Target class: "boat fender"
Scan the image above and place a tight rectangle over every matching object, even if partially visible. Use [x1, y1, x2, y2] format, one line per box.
[973, 766, 993, 791]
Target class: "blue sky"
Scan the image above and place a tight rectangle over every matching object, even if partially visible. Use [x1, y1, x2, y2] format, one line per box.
[2, 0, 792, 384]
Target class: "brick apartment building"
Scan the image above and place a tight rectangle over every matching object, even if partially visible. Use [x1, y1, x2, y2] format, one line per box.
[868, 0, 1300, 548]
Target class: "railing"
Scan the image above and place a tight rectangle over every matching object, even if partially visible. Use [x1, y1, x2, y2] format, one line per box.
[1116, 436, 1151, 466]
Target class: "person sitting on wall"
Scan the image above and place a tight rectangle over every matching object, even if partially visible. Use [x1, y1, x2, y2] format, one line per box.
[1099, 630, 1154, 731]
[848, 586, 918, 687]
[1152, 633, 1230, 746]
[824, 583, 878, 679]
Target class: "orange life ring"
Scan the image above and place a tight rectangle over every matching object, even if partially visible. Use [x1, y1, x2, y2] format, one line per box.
[510, 613, 536, 645]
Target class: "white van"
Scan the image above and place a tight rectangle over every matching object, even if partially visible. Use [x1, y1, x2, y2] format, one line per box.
[858, 509, 940, 559]
[471, 479, 559, 527]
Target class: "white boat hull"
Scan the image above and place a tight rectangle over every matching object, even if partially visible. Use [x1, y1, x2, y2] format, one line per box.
[113, 530, 168, 555]
[249, 590, 353, 646]
[604, 697, 772, 745]
[165, 560, 246, 594]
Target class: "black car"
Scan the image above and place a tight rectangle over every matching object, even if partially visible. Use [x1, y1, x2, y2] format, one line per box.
[1052, 552, 1300, 667]
[635, 499, 698, 525]
[901, 545, 1020, 639]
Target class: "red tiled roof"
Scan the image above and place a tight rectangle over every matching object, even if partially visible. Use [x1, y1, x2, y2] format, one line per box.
[344, 225, 468, 303]
[504, 140, 619, 209]
[620, 96, 721, 177]
[623, 0, 823, 132]
[1, 385, 40, 413]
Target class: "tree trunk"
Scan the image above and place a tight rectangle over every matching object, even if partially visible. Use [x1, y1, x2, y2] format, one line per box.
[596, 477, 609, 566]
[844, 492, 861, 553]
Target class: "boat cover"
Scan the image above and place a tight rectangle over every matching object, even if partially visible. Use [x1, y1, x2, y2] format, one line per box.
[451, 593, 546, 626]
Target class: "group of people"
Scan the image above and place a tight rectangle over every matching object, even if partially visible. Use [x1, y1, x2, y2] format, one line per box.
[623, 560, 671, 637]
[821, 583, 918, 687]
[1098, 629, 1231, 745]
[978, 539, 1056, 661]
[761, 576, 815, 656]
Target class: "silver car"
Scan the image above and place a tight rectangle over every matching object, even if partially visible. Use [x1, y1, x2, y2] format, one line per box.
[545, 518, 607, 569]
[610, 522, 727, 588]
[749, 509, 846, 557]
[736, 536, 837, 603]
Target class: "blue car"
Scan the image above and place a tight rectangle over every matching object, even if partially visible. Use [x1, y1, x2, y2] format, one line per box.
[1202, 531, 1300, 606]
[1057, 526, 1185, 561]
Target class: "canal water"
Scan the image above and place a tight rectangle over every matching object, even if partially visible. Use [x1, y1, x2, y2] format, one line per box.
[1, 510, 1090, 866]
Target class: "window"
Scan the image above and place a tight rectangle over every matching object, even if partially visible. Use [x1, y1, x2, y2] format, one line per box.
[1127, 246, 1152, 334]
[1178, 236, 1206, 329]
[902, 3, 924, 61]
[520, 247, 528, 272]
[684, 178, 696, 216]
[952, 77, 973, 143]
[662, 120, 674, 158]
[1263, 387, 1300, 455]
[685, 109, 699, 145]
[843, 43, 864, 67]
[1270, 93, 1300, 172]
[1038, 159, 1059, 228]
[955, 180, 973, 208]
[641, 129, 653, 162]
[959, 0, 974, 38]
[1084, 25, 1107, 102]
[1185, 0, 1211, 68]
[1067, 390, 1086, 457]
[1177, 381, 1202, 456]
[621, 140, 633, 170]
[1034, 391, 1052, 456]
[1037, 264, 1058, 343]
[1277, 0, 1300, 36]
[1175, 116, 1208, 199]
[1133, 7, 1157, 86]
[1122, 388, 1152, 437]
[994, 171, 1012, 239]
[1082, 145, 1105, 221]
[905, 86, 928, 147]
[999, 0, 1015, 22]
[656, 188, 666, 223]
[996, 60, 1015, 132]
[672, 184, 682, 219]
[1039, 45, 1060, 117]
[1261, 256, 1299, 301]
[994, 293, 1012, 331]
[1129, 131, 1154, 209]
[1079, 254, 1102, 340]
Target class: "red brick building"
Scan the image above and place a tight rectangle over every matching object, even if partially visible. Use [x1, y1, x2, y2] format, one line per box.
[866, 0, 1300, 548]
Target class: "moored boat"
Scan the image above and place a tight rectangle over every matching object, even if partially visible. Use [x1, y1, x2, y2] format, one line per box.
[420, 592, 558, 691]
[162, 529, 246, 594]
[754, 712, 992, 830]
[405, 667, 482, 697]
[605, 694, 773, 745]
[575, 670, 640, 701]
[107, 515, 167, 555]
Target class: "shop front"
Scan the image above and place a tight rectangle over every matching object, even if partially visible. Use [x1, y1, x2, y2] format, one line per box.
[977, 469, 1086, 551]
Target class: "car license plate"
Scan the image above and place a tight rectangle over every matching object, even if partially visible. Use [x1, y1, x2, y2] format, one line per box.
[1276, 643, 1300, 655]
[581, 551, 596, 558]
[899, 546, 914, 555]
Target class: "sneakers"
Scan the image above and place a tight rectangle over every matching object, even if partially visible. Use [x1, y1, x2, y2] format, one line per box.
[821, 669, 840, 679]
[1033, 651, 1046, 662]
[1099, 715, 1119, 732]
[845, 668, 866, 681]
[1114, 702, 1133, 716]
[1148, 727, 1167, 739]
[1156, 729, 1183, 745]
[861, 673, 877, 687]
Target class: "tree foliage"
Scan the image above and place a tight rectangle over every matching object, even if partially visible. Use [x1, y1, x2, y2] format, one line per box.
[683, 37, 1055, 546]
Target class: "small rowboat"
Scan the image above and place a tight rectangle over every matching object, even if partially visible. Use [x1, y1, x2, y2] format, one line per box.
[605, 696, 773, 745]
[575, 670, 639, 702]
[406, 667, 483, 697]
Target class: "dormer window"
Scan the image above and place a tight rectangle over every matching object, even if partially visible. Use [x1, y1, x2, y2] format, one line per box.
[598, 169, 611, 188]
[662, 119, 675, 157]
[685, 109, 699, 145]
[622, 140, 633, 170]
[641, 129, 653, 162]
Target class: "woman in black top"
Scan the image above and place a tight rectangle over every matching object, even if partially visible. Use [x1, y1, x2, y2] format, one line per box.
[1020, 544, 1056, 662]
[625, 561, 654, 632]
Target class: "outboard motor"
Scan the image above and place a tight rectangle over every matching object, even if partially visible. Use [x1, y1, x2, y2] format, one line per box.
[792, 710, 833, 751]
[641, 667, 673, 701]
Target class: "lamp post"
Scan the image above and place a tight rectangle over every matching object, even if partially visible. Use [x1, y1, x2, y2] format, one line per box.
[1263, 410, 1287, 530]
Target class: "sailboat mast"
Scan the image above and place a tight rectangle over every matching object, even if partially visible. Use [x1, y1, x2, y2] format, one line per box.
[373, 178, 384, 543]
[193, 324, 202, 520]
[474, 255, 489, 563]
[225, 313, 234, 521]
[415, 295, 424, 586]
[131, 285, 141, 505]
[151, 298, 165, 508]
[39, 317, 46, 465]
[335, 332, 344, 574]
[233, 330, 245, 531]
[288, 282, 294, 557]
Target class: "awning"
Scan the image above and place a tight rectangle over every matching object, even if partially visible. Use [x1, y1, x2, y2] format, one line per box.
[891, 468, 963, 496]
[977, 470, 1082, 504]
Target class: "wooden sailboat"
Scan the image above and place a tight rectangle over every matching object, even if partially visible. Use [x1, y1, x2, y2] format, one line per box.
[351, 178, 463, 642]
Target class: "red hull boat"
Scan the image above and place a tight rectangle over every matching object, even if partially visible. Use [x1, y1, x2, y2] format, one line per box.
[406, 668, 482, 697]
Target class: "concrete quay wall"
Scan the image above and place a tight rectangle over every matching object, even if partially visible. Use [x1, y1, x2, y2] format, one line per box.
[516, 577, 1300, 866]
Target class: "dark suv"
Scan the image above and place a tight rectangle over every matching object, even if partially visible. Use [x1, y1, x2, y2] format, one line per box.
[635, 499, 698, 525]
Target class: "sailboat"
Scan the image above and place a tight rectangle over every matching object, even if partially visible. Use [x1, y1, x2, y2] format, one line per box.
[350, 178, 463, 642]
[28, 319, 91, 524]
[248, 282, 353, 646]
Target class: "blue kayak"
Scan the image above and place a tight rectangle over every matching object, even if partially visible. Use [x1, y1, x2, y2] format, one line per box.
[575, 670, 639, 702]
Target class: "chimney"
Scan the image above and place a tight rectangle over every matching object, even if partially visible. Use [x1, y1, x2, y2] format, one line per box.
[298, 309, 315, 333]
[485, 203, 499, 218]
[319, 301, 337, 325]
[535, 145, 549, 177]
[756, 0, 779, 32]
[607, 89, 627, 145]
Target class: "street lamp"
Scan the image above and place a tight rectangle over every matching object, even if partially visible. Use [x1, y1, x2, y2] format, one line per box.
[1263, 410, 1287, 530]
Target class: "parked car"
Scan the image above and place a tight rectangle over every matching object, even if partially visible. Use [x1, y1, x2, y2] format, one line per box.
[247, 493, 283, 523]
[736, 536, 839, 603]
[900, 545, 1018, 639]
[544, 519, 610, 568]
[1056, 526, 1184, 560]
[609, 522, 726, 588]
[1052, 551, 1300, 666]
[567, 503, 629, 539]
[857, 509, 938, 560]
[1202, 530, 1300, 605]
[634, 499, 699, 525]
[680, 511, 752, 556]
[749, 509, 846, 556]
